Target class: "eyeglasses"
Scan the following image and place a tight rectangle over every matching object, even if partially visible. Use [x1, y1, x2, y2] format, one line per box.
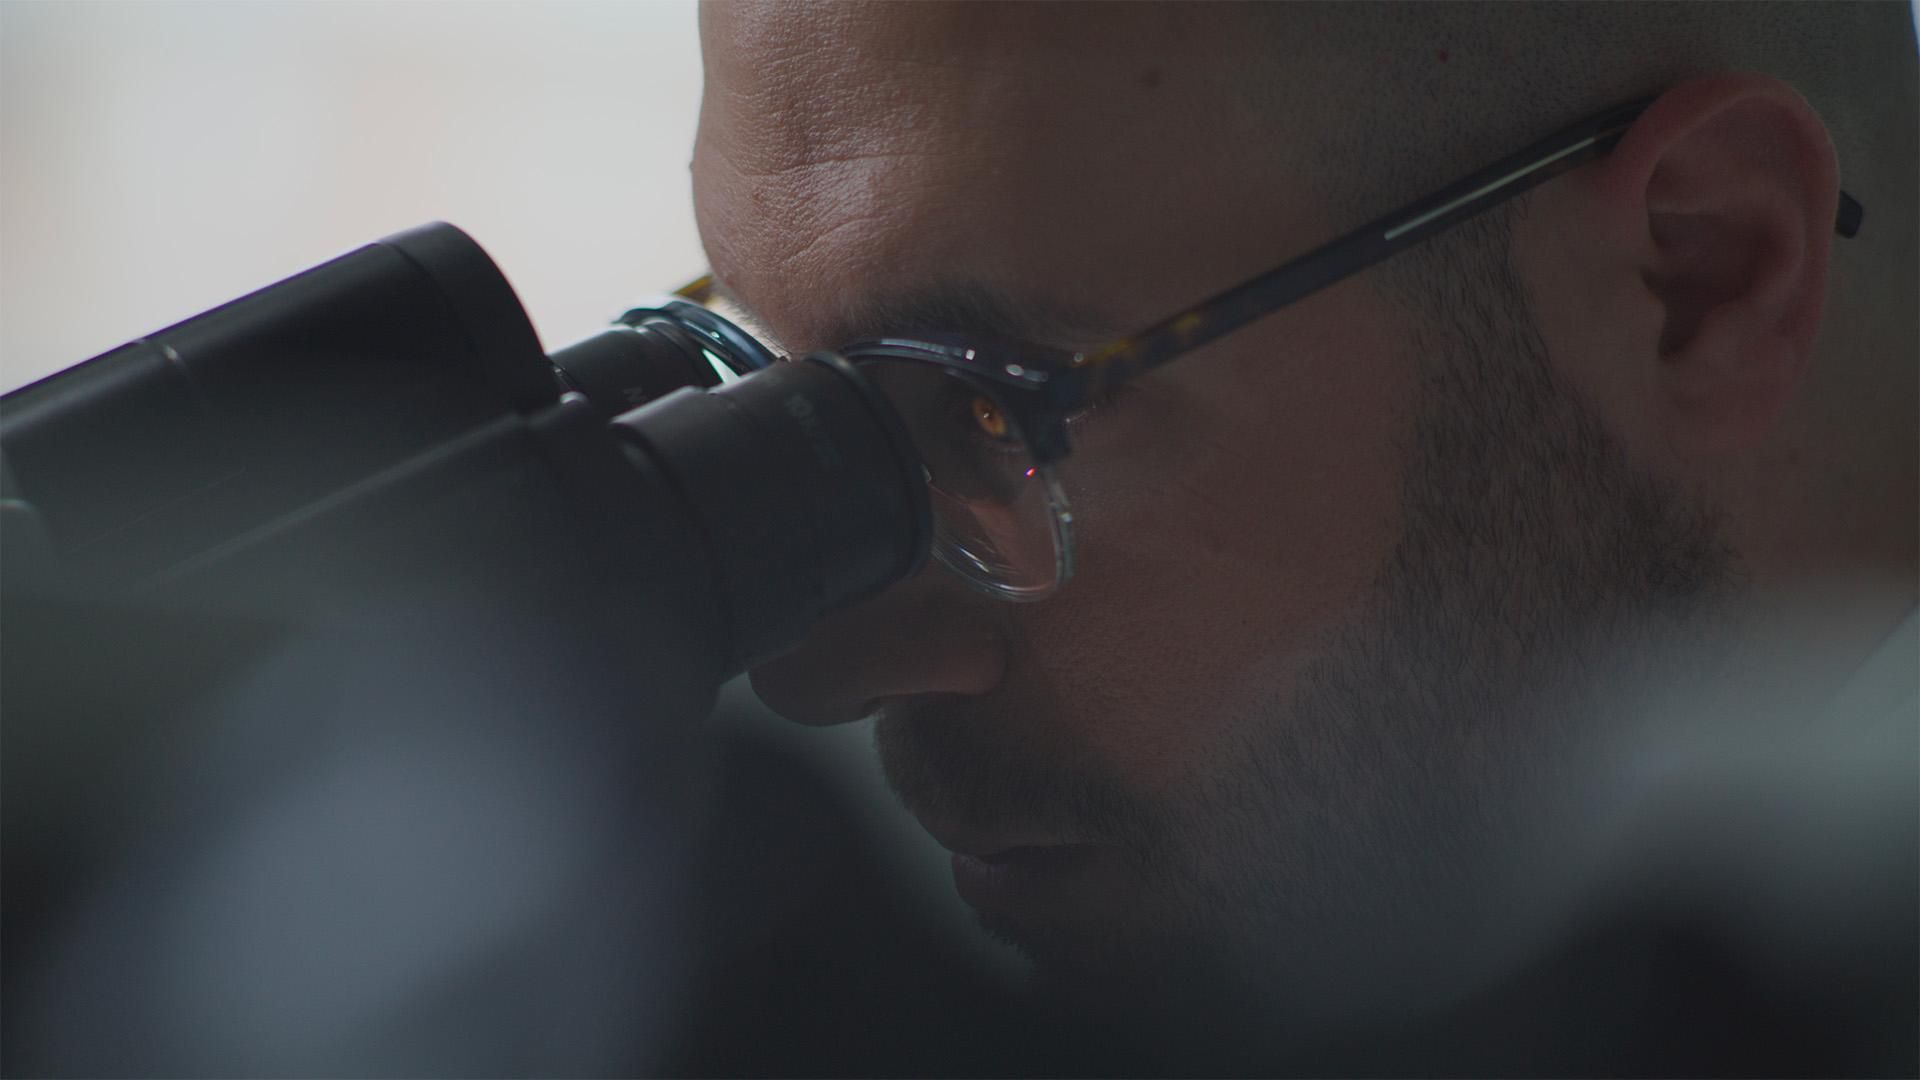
[663, 96, 1865, 601]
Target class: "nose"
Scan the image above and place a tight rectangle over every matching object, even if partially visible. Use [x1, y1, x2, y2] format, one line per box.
[748, 565, 1009, 726]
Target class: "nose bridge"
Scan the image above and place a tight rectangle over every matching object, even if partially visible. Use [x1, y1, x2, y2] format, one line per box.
[747, 565, 1010, 726]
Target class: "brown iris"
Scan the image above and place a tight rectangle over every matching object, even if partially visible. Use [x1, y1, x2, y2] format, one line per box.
[972, 395, 1008, 439]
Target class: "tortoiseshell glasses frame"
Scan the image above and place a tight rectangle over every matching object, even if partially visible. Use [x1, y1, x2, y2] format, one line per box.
[674, 95, 1865, 600]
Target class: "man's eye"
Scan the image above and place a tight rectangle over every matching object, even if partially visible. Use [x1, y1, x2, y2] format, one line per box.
[970, 394, 1009, 438]
[947, 391, 1020, 450]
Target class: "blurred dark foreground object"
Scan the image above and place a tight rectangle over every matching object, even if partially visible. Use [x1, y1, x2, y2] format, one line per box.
[0, 222, 931, 1074]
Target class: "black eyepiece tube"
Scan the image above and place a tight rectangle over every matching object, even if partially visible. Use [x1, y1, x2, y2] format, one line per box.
[548, 321, 721, 421]
[0, 221, 931, 672]
[610, 351, 931, 674]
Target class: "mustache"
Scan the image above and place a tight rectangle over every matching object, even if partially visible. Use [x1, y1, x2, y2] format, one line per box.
[873, 693, 1164, 854]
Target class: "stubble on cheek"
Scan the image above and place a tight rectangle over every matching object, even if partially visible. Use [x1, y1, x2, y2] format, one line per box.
[881, 343, 1420, 987]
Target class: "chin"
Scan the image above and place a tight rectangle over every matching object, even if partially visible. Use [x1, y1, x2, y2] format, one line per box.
[975, 905, 1224, 1010]
[982, 911, 1296, 1073]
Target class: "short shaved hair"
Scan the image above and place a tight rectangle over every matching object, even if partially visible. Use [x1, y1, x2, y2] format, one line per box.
[1244, 1, 1917, 575]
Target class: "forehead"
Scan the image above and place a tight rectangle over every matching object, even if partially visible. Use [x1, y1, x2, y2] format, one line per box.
[693, 3, 1311, 349]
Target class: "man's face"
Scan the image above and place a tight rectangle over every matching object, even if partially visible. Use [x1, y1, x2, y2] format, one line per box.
[697, 2, 1727, 1030]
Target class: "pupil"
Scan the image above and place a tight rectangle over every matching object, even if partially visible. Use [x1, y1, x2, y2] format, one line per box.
[972, 396, 1007, 438]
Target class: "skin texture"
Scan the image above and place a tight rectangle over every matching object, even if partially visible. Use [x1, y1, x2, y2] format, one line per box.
[698, 1, 1916, 1063]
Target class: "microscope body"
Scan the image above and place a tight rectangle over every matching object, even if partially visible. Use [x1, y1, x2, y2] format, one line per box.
[0, 224, 924, 1073]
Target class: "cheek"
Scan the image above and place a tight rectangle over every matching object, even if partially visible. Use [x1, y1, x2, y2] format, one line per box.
[1013, 307, 1415, 786]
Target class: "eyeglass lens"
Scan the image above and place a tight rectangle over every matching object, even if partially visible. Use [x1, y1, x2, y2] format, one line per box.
[855, 361, 1062, 597]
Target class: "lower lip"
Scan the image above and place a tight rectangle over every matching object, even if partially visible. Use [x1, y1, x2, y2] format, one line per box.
[950, 844, 1124, 923]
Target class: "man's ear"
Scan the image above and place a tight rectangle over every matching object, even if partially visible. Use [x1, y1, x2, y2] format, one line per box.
[1594, 73, 1841, 458]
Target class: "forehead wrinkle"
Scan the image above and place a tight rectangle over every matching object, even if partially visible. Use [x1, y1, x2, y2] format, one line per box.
[705, 12, 999, 184]
[696, 65, 988, 339]
[701, 4, 894, 175]
[696, 151, 937, 347]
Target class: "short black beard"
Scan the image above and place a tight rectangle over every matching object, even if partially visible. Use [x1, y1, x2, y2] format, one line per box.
[877, 215, 1740, 1066]
[1158, 224, 1740, 1041]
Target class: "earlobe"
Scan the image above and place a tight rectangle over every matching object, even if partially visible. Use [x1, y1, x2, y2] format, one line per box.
[1604, 74, 1841, 457]
[1662, 307, 1803, 455]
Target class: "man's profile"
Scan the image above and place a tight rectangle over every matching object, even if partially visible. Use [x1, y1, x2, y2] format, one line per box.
[697, 3, 1918, 1073]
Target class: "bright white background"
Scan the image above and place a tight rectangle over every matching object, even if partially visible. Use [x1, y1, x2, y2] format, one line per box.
[1, 0, 708, 391]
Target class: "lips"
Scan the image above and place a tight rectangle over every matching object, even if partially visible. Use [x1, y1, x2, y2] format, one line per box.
[922, 817, 1088, 860]
[946, 841, 1134, 927]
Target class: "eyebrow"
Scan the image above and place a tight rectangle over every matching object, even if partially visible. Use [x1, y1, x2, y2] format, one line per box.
[708, 276, 1125, 356]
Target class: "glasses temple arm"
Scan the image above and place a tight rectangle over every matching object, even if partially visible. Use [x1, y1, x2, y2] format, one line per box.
[1088, 98, 1863, 378]
[674, 274, 717, 303]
